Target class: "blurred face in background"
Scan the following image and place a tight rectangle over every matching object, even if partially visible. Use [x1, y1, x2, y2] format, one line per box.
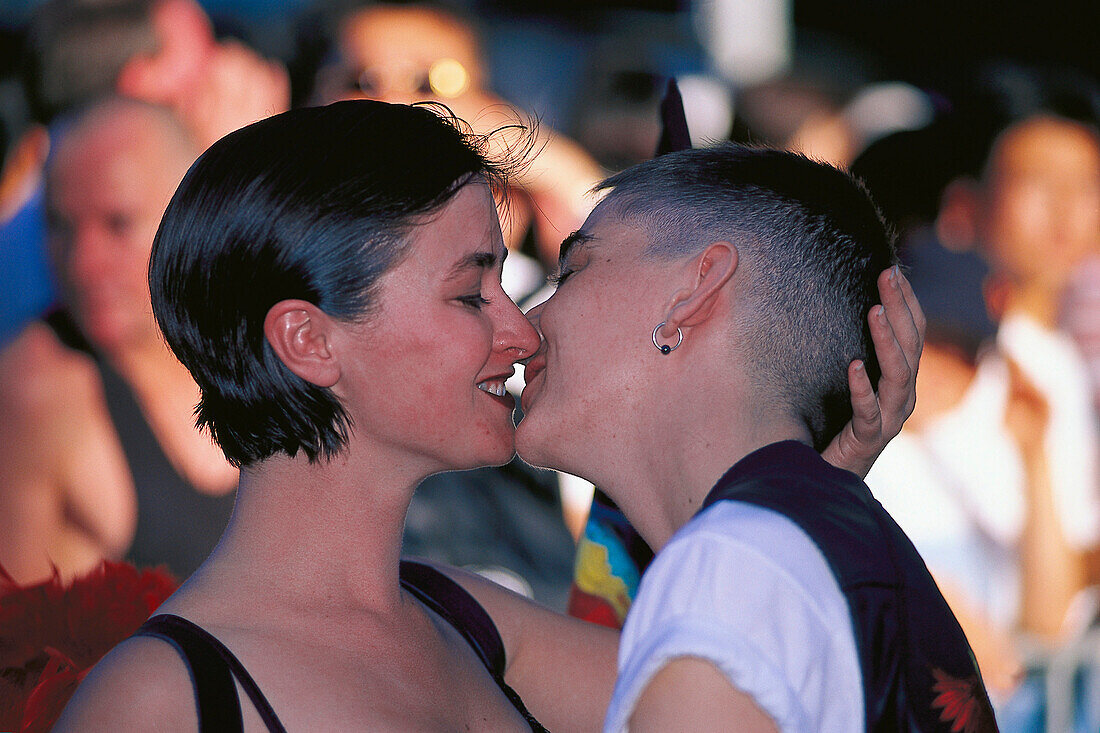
[46, 109, 192, 352]
[314, 5, 484, 107]
[979, 115, 1100, 293]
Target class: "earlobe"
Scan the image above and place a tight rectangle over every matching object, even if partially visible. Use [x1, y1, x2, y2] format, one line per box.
[662, 241, 739, 336]
[263, 300, 340, 388]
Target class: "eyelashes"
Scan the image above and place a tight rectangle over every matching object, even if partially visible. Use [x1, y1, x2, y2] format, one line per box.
[459, 294, 492, 309]
[547, 268, 574, 287]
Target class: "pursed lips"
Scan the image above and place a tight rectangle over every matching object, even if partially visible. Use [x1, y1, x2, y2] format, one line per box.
[519, 355, 546, 412]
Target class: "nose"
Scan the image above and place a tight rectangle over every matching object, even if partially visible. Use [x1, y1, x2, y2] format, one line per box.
[524, 301, 544, 332]
[496, 298, 541, 360]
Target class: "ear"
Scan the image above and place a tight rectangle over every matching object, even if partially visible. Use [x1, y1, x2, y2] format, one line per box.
[263, 300, 340, 388]
[935, 178, 981, 253]
[662, 241, 739, 337]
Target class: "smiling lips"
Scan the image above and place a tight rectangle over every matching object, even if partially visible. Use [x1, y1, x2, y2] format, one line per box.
[477, 379, 508, 397]
[476, 373, 515, 410]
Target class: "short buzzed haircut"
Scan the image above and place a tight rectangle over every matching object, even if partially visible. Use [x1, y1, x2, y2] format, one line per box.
[596, 144, 897, 449]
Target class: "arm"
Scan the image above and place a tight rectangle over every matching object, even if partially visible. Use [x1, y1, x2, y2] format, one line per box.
[823, 266, 926, 478]
[175, 40, 291, 150]
[0, 325, 134, 582]
[431, 563, 618, 733]
[629, 657, 779, 733]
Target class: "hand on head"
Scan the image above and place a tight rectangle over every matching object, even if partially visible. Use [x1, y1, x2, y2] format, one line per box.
[821, 266, 925, 478]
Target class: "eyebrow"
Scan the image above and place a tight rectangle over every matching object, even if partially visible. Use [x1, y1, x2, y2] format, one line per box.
[558, 230, 594, 264]
[445, 248, 504, 280]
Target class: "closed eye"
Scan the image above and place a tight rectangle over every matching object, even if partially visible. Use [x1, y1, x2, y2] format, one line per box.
[547, 267, 574, 288]
[459, 294, 492, 309]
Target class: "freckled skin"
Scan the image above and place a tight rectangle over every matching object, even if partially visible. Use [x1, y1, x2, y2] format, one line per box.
[331, 182, 539, 474]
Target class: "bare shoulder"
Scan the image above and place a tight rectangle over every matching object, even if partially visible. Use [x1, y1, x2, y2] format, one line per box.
[53, 635, 199, 732]
[0, 322, 100, 419]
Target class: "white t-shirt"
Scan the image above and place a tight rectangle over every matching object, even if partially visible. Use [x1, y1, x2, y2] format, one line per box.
[604, 501, 863, 733]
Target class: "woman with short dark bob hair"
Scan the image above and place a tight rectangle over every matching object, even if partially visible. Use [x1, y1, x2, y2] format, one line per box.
[150, 100, 513, 469]
[54, 99, 585, 731]
[55, 100, 921, 732]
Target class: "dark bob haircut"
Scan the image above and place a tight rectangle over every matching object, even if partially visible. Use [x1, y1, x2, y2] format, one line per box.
[150, 100, 509, 467]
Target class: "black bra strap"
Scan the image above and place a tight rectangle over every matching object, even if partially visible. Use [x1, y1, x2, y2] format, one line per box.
[399, 560, 548, 732]
[136, 614, 287, 733]
[137, 572, 544, 733]
[399, 560, 505, 675]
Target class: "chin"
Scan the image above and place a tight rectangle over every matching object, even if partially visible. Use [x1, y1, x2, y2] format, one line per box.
[77, 312, 136, 352]
[513, 420, 556, 472]
[468, 434, 518, 469]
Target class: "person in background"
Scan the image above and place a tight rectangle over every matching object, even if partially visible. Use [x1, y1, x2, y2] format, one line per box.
[865, 69, 1100, 716]
[0, 0, 290, 346]
[0, 98, 236, 584]
[1061, 255, 1100, 416]
[1, 0, 291, 582]
[26, 0, 288, 151]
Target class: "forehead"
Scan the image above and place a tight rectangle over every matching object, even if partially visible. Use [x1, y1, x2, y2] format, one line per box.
[989, 116, 1100, 180]
[50, 125, 179, 213]
[564, 200, 649, 262]
[340, 7, 479, 67]
[404, 181, 504, 269]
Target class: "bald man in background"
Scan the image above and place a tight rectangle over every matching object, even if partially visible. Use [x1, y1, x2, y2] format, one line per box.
[0, 98, 236, 584]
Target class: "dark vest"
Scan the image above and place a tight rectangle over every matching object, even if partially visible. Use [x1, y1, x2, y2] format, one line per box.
[702, 441, 998, 732]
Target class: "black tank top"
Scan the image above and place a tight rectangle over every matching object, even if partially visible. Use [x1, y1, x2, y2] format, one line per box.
[133, 561, 546, 731]
[45, 310, 235, 579]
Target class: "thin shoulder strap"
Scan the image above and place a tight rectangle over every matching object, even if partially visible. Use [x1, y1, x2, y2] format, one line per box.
[135, 614, 287, 733]
[399, 561, 548, 732]
[399, 560, 504, 675]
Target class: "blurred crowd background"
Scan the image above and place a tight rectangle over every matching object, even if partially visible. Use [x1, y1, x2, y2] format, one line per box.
[0, 0, 1097, 729]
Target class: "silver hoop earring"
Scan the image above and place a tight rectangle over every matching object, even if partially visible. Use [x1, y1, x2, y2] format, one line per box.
[652, 322, 683, 355]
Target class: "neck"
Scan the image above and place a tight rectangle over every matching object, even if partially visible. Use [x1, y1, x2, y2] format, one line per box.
[587, 385, 812, 552]
[195, 446, 430, 615]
